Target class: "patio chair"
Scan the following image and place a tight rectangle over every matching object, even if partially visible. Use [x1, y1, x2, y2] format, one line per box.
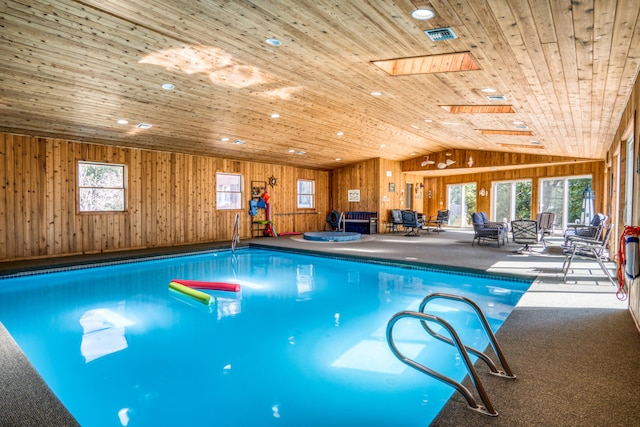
[471, 212, 508, 247]
[511, 219, 545, 252]
[426, 209, 450, 232]
[402, 210, 424, 236]
[388, 209, 403, 233]
[535, 212, 556, 235]
[563, 213, 607, 246]
[562, 223, 615, 285]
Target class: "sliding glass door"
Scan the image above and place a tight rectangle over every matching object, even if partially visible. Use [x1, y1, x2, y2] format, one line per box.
[539, 176, 592, 228]
[492, 180, 532, 222]
[447, 183, 476, 227]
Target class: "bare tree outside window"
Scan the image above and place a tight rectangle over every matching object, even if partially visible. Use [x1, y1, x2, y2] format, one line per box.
[78, 162, 126, 212]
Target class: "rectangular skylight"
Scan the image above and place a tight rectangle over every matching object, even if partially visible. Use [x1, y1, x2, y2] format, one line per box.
[478, 129, 533, 136]
[441, 105, 515, 113]
[371, 52, 480, 76]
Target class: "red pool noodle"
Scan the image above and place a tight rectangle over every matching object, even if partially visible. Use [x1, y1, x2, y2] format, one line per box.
[171, 279, 240, 292]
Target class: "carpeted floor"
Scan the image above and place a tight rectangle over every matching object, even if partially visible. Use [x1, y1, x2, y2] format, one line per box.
[0, 324, 80, 427]
[1, 228, 639, 426]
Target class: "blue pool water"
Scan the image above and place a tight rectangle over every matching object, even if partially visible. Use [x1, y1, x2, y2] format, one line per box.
[0, 248, 530, 427]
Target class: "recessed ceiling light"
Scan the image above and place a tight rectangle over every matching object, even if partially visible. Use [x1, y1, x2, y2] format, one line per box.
[265, 38, 282, 47]
[136, 123, 152, 129]
[336, 131, 344, 136]
[410, 7, 435, 20]
[161, 83, 175, 90]
[117, 119, 128, 125]
[371, 91, 382, 96]
[380, 144, 386, 148]
[411, 125, 419, 129]
[335, 158, 341, 161]
[424, 119, 433, 123]
[481, 88, 497, 93]
[221, 137, 230, 142]
[271, 113, 280, 119]
[233, 139, 245, 145]
[288, 149, 296, 153]
[512, 121, 524, 125]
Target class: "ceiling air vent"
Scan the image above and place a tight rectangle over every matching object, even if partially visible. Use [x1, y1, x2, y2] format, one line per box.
[486, 95, 507, 101]
[424, 27, 458, 42]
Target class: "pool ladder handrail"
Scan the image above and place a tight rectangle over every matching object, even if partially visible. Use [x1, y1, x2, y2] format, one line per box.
[418, 293, 515, 380]
[231, 213, 240, 253]
[386, 293, 516, 417]
[338, 211, 345, 232]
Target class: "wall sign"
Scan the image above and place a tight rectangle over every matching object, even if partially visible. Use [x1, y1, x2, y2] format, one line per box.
[348, 189, 360, 202]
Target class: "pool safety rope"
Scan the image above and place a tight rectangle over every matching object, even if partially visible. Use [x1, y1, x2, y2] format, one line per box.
[168, 279, 241, 305]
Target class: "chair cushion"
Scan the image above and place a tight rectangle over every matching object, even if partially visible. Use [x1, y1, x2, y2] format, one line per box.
[471, 212, 483, 224]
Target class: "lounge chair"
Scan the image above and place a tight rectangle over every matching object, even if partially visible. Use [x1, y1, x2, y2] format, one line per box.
[535, 212, 556, 235]
[471, 212, 508, 247]
[388, 209, 404, 233]
[426, 209, 450, 232]
[402, 210, 424, 236]
[511, 219, 545, 252]
[562, 223, 615, 285]
[563, 213, 607, 246]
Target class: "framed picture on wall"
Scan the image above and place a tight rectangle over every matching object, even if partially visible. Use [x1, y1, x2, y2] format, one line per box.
[348, 189, 360, 202]
[389, 183, 395, 192]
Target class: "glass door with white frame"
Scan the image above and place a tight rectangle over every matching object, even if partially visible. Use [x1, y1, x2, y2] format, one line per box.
[539, 176, 592, 229]
[625, 135, 634, 226]
[492, 180, 532, 223]
[447, 183, 476, 227]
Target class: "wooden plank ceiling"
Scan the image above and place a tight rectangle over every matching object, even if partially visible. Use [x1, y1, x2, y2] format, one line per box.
[1, 0, 639, 173]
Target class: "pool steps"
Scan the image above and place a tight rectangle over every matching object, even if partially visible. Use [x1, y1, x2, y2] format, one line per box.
[386, 293, 515, 417]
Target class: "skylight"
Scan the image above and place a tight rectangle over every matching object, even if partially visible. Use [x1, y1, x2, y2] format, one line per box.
[371, 52, 480, 76]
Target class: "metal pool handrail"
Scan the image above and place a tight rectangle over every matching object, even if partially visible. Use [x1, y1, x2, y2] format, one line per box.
[231, 213, 240, 253]
[386, 293, 516, 417]
[418, 293, 515, 379]
[386, 311, 498, 417]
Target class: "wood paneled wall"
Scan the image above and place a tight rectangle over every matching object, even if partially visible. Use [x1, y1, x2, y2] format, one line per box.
[422, 161, 606, 220]
[610, 69, 640, 329]
[329, 158, 380, 213]
[329, 158, 424, 228]
[0, 133, 329, 261]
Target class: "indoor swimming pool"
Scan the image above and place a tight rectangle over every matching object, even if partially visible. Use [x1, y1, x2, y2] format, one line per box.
[0, 248, 531, 427]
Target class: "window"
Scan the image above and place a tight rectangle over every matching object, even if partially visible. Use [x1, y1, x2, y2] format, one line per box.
[78, 161, 126, 212]
[216, 173, 243, 210]
[539, 176, 591, 228]
[447, 183, 476, 227]
[297, 179, 315, 209]
[492, 180, 532, 222]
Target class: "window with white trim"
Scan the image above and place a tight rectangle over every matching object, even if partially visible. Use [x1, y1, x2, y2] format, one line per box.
[216, 173, 243, 210]
[297, 179, 315, 208]
[78, 161, 126, 212]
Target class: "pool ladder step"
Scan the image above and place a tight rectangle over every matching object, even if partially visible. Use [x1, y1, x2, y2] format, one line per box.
[386, 293, 515, 417]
